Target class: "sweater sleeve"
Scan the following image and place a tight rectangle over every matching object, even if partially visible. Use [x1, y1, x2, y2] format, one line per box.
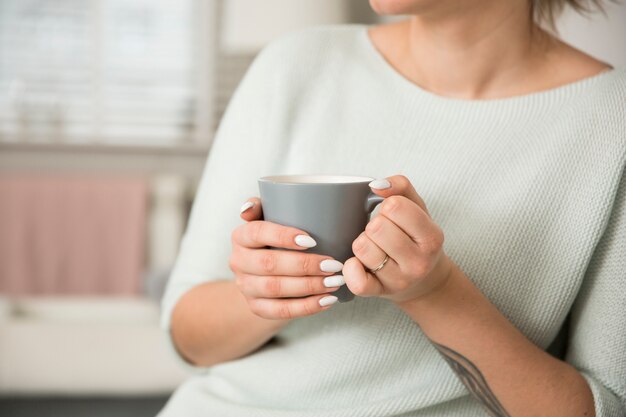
[159, 39, 286, 371]
[565, 167, 626, 416]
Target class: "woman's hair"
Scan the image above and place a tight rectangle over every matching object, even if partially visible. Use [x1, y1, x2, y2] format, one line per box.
[533, 0, 607, 28]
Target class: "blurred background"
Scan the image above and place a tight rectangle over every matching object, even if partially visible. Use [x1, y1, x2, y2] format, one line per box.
[0, 1, 624, 416]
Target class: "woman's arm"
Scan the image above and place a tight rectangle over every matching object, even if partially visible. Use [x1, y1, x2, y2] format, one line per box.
[396, 263, 595, 417]
[170, 195, 346, 367]
[170, 280, 290, 367]
[160, 35, 296, 368]
[342, 174, 614, 417]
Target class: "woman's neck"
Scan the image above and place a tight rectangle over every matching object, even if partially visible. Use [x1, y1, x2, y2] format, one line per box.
[369, 1, 609, 100]
[408, 2, 546, 99]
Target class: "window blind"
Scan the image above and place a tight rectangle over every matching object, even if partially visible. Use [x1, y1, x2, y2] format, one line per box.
[0, 0, 203, 145]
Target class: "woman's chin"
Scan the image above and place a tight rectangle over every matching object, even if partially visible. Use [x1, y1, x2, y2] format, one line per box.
[369, 0, 436, 15]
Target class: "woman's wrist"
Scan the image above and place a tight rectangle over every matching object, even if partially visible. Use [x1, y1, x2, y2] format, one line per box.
[392, 255, 458, 306]
[392, 260, 466, 324]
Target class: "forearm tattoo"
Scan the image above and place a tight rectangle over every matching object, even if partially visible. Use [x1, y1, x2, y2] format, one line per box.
[432, 341, 511, 417]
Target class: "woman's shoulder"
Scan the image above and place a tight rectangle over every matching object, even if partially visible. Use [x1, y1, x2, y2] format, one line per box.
[542, 37, 626, 103]
[551, 39, 612, 76]
[577, 67, 626, 124]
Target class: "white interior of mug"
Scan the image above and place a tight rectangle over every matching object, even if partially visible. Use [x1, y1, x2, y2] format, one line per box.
[259, 175, 374, 184]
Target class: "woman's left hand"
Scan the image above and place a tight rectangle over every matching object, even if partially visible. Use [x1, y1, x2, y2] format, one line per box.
[343, 175, 455, 306]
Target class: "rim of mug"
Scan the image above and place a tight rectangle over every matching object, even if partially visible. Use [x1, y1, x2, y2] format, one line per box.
[259, 174, 375, 184]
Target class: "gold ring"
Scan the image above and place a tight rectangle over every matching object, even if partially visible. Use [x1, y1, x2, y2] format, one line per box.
[368, 254, 389, 274]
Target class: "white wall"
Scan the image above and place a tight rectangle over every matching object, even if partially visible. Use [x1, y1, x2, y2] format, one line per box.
[557, 1, 626, 68]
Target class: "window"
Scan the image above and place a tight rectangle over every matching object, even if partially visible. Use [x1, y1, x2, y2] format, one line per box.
[0, 0, 216, 146]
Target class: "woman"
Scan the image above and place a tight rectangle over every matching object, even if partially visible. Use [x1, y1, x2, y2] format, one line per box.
[158, 0, 625, 416]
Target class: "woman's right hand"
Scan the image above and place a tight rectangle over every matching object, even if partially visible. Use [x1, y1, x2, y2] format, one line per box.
[230, 197, 345, 320]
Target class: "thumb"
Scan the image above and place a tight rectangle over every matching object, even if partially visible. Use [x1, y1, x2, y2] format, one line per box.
[239, 197, 263, 221]
[369, 175, 430, 216]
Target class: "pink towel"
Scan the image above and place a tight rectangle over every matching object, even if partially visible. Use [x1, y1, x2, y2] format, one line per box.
[0, 174, 148, 296]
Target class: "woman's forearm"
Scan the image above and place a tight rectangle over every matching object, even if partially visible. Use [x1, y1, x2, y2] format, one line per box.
[396, 263, 595, 417]
[170, 280, 291, 367]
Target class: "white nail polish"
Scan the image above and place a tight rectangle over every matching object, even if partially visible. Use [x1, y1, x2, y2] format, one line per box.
[320, 259, 344, 273]
[369, 179, 391, 190]
[240, 201, 254, 213]
[294, 234, 317, 248]
[319, 295, 338, 307]
[323, 275, 345, 288]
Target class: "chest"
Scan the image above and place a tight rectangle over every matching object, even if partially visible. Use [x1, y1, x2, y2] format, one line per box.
[274, 104, 618, 345]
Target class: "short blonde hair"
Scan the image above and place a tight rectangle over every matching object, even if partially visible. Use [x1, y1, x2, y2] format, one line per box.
[532, 0, 607, 27]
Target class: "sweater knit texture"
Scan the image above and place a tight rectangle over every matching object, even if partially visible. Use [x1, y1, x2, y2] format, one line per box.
[159, 24, 626, 417]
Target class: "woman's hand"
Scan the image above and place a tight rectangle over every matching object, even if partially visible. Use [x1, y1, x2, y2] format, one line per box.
[230, 197, 345, 320]
[343, 175, 454, 306]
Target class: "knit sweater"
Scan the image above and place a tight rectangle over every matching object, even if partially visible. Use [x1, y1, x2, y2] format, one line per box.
[158, 24, 626, 417]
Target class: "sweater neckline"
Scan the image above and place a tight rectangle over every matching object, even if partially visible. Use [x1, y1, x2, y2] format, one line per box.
[356, 24, 620, 108]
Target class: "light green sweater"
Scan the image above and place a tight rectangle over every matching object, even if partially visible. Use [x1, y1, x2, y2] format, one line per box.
[159, 25, 626, 417]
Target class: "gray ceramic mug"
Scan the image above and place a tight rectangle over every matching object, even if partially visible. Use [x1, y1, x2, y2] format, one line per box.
[258, 175, 385, 302]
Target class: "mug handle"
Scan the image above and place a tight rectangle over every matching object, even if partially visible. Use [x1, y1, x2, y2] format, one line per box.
[365, 192, 385, 214]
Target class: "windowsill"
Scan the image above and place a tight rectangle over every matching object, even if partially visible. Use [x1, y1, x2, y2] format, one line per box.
[0, 140, 211, 156]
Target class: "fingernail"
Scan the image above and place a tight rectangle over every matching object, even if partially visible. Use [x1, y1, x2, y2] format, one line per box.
[240, 201, 254, 213]
[294, 234, 317, 248]
[323, 275, 345, 288]
[319, 295, 338, 307]
[320, 259, 344, 273]
[369, 179, 391, 190]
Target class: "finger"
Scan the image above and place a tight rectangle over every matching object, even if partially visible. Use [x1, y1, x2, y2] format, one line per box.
[369, 175, 430, 217]
[236, 273, 343, 298]
[352, 228, 399, 272]
[377, 195, 438, 244]
[234, 247, 343, 276]
[232, 220, 317, 250]
[247, 293, 339, 320]
[342, 257, 383, 297]
[240, 197, 263, 221]
[364, 213, 421, 269]
[377, 196, 445, 259]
